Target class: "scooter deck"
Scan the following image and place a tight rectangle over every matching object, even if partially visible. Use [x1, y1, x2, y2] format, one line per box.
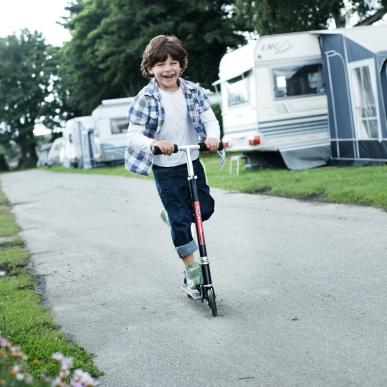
[181, 285, 203, 300]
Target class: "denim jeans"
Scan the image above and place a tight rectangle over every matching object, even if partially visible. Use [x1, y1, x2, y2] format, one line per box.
[153, 159, 215, 258]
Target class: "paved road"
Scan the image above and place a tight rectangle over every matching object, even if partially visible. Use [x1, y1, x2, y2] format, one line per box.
[1, 170, 387, 386]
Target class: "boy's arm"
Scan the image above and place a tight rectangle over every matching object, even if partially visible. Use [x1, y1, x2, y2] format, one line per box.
[195, 85, 220, 149]
[127, 123, 153, 151]
[201, 109, 220, 139]
[127, 93, 153, 152]
[127, 125, 174, 155]
[198, 89, 220, 151]
[201, 109, 220, 151]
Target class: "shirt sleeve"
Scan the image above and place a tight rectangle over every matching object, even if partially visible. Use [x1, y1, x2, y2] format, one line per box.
[195, 85, 220, 139]
[196, 86, 211, 113]
[201, 108, 220, 139]
[126, 123, 153, 151]
[128, 93, 149, 126]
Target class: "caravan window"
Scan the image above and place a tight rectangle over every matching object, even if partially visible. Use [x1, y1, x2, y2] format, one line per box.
[351, 65, 379, 139]
[272, 63, 325, 98]
[111, 118, 129, 134]
[225, 72, 249, 107]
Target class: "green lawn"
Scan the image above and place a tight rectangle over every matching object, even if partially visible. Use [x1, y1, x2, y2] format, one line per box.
[42, 155, 387, 209]
[204, 156, 387, 208]
[0, 185, 100, 382]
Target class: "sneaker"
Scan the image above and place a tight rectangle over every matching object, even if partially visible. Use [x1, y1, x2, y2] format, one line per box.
[185, 261, 202, 289]
[160, 208, 170, 227]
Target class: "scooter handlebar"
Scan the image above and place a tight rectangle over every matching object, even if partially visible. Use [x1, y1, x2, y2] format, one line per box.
[199, 142, 224, 152]
[152, 142, 224, 155]
[151, 144, 178, 155]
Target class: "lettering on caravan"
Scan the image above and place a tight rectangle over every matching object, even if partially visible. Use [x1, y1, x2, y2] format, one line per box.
[260, 40, 293, 55]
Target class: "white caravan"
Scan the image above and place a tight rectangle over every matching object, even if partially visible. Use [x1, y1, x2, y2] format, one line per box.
[91, 97, 133, 165]
[216, 33, 330, 169]
[47, 137, 64, 166]
[62, 116, 95, 169]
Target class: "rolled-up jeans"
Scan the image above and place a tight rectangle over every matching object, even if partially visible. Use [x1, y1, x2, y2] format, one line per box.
[152, 159, 215, 258]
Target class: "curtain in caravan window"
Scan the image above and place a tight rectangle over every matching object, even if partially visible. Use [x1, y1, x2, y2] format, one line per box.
[111, 117, 129, 134]
[225, 73, 249, 107]
[272, 63, 325, 98]
[351, 66, 379, 139]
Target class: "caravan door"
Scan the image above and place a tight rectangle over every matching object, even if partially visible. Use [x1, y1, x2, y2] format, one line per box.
[348, 59, 382, 142]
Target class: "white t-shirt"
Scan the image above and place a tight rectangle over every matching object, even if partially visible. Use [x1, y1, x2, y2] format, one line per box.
[152, 87, 199, 166]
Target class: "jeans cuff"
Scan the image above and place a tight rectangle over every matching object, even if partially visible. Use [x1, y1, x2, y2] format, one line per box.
[176, 240, 198, 258]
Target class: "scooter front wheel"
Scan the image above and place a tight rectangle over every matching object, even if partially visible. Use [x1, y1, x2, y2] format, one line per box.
[207, 287, 217, 317]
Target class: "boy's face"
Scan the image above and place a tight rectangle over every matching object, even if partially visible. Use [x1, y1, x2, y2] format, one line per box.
[148, 55, 182, 92]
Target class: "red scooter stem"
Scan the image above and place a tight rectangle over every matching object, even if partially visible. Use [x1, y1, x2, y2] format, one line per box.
[188, 177, 207, 257]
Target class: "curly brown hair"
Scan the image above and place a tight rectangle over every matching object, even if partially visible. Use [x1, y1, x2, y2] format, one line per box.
[140, 35, 188, 78]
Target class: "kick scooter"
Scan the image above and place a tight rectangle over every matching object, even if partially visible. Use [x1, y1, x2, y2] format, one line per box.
[152, 142, 223, 317]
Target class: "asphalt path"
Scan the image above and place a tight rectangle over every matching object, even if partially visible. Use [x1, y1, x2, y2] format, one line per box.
[1, 170, 387, 387]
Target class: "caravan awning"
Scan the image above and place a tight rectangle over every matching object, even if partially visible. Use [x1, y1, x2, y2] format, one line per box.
[315, 24, 387, 54]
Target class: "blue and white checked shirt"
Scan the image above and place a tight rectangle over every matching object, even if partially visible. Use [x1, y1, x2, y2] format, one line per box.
[125, 77, 218, 175]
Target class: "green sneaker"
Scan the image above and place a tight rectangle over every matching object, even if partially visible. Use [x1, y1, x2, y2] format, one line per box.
[160, 208, 170, 227]
[185, 261, 202, 289]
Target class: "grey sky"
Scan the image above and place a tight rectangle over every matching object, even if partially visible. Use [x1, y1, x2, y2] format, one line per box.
[0, 0, 71, 46]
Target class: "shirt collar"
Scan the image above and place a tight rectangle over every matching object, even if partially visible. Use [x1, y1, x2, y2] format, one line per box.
[144, 77, 195, 100]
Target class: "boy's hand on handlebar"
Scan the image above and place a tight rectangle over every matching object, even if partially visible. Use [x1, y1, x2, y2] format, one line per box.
[150, 140, 174, 155]
[204, 138, 220, 152]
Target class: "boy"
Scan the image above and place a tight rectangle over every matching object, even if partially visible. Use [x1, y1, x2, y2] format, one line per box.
[125, 35, 220, 289]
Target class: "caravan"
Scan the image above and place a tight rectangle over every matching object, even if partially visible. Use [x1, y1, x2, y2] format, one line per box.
[91, 97, 133, 165]
[62, 116, 95, 169]
[217, 33, 330, 169]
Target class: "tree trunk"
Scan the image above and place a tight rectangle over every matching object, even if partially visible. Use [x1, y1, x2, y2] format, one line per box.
[332, 9, 346, 28]
[18, 131, 38, 168]
[0, 154, 9, 171]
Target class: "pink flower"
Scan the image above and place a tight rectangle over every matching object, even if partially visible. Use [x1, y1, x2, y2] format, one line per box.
[0, 337, 11, 349]
[70, 369, 95, 387]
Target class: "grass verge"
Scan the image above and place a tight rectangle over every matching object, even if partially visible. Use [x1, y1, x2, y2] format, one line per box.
[42, 155, 387, 209]
[0, 184, 100, 381]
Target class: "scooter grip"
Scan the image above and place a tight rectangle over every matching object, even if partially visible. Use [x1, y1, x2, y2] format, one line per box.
[151, 144, 178, 155]
[199, 142, 224, 152]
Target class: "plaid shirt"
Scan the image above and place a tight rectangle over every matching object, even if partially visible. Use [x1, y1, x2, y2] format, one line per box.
[125, 77, 211, 175]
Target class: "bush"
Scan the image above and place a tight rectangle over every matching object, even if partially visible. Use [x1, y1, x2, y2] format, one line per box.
[0, 155, 9, 172]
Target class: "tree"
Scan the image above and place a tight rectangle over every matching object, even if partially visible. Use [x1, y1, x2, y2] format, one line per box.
[233, 0, 387, 35]
[0, 30, 61, 167]
[60, 0, 245, 115]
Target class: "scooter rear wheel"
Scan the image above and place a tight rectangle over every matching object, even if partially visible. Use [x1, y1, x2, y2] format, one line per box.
[207, 288, 217, 317]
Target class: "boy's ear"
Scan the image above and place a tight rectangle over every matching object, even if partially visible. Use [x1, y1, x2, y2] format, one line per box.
[147, 66, 153, 75]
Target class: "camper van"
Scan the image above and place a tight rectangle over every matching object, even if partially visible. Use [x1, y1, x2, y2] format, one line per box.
[217, 33, 331, 169]
[62, 116, 95, 169]
[91, 97, 133, 165]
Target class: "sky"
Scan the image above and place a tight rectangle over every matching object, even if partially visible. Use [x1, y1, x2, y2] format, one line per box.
[0, 0, 71, 46]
